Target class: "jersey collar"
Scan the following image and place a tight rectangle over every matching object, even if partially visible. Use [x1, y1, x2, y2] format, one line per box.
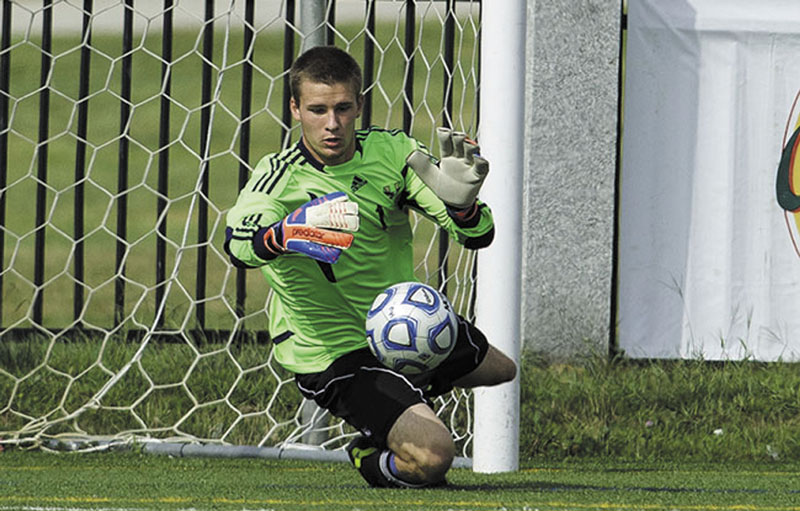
[297, 137, 364, 172]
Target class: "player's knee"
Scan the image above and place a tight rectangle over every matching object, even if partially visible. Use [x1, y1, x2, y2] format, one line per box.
[398, 427, 455, 483]
[412, 437, 455, 482]
[388, 404, 455, 483]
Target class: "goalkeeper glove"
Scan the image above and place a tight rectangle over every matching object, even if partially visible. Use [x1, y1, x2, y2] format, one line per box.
[254, 191, 359, 264]
[405, 127, 490, 209]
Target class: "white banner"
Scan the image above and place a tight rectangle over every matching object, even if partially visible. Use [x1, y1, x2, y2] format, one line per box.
[618, 0, 800, 360]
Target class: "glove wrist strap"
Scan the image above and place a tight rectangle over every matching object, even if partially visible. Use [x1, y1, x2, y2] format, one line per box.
[446, 202, 480, 228]
[253, 224, 285, 262]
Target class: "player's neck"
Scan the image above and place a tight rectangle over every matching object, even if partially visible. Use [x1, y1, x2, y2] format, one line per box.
[298, 136, 357, 170]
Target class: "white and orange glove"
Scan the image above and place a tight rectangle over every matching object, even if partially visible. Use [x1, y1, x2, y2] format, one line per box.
[406, 127, 490, 210]
[254, 192, 359, 264]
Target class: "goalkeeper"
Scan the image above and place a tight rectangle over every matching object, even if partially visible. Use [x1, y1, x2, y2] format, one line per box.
[224, 46, 516, 488]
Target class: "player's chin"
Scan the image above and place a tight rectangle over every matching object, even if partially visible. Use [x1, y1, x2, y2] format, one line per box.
[318, 146, 347, 164]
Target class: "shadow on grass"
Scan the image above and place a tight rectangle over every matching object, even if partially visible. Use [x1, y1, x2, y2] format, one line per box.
[448, 482, 794, 495]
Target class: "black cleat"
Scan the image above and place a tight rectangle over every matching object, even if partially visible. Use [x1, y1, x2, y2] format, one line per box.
[346, 435, 381, 470]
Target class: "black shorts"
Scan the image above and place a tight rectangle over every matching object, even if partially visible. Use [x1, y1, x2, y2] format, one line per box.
[294, 315, 489, 445]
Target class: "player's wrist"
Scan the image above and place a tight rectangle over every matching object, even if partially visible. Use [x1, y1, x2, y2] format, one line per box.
[445, 202, 480, 228]
[253, 223, 285, 261]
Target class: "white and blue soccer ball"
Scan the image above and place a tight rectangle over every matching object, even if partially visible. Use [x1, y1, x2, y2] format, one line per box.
[365, 281, 458, 374]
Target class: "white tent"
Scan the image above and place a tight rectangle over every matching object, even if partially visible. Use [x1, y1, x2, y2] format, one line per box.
[618, 0, 800, 360]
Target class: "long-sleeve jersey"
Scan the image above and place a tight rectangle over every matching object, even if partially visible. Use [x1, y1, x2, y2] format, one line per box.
[224, 127, 494, 374]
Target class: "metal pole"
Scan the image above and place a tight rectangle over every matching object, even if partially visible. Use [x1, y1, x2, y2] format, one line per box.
[195, 0, 214, 329]
[33, 0, 53, 326]
[236, 0, 255, 318]
[473, 0, 525, 473]
[0, 0, 13, 328]
[299, 0, 326, 52]
[45, 439, 473, 469]
[156, 0, 173, 328]
[402, 0, 415, 135]
[115, 0, 133, 326]
[73, 0, 92, 322]
[360, 0, 375, 129]
[280, 0, 295, 149]
[437, 0, 455, 296]
[297, 0, 331, 445]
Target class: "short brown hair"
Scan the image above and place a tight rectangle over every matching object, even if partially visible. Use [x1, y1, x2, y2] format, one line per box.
[289, 46, 363, 104]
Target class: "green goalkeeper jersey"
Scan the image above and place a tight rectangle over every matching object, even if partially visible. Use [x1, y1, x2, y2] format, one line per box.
[225, 127, 494, 374]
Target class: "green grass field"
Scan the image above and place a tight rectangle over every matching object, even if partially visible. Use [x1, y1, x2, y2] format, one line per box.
[4, 345, 800, 509]
[2, 449, 800, 511]
[4, 339, 800, 462]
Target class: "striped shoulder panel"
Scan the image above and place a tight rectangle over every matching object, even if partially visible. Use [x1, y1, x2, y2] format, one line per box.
[230, 212, 263, 239]
[250, 144, 305, 194]
[356, 126, 405, 141]
[357, 127, 430, 156]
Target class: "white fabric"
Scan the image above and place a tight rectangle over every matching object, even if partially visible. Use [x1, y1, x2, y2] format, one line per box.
[619, 0, 800, 360]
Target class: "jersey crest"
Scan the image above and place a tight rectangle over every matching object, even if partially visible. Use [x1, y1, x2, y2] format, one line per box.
[350, 175, 368, 193]
[383, 181, 402, 201]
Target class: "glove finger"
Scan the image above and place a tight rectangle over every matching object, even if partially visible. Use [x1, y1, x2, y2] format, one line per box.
[472, 156, 490, 178]
[305, 199, 359, 231]
[451, 131, 467, 158]
[329, 201, 360, 231]
[436, 127, 454, 158]
[464, 141, 480, 165]
[330, 202, 358, 216]
[307, 201, 351, 226]
[288, 192, 347, 224]
[406, 149, 441, 188]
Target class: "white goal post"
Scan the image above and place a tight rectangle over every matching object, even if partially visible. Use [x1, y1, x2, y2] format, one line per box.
[0, 0, 523, 471]
[474, 0, 524, 474]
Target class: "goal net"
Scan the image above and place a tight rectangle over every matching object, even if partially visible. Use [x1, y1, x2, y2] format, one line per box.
[0, 0, 482, 457]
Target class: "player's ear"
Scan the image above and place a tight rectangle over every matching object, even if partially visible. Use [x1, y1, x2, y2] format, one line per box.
[290, 96, 301, 121]
[355, 93, 364, 117]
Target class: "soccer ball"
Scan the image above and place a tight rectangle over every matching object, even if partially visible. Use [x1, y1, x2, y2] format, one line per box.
[365, 281, 458, 374]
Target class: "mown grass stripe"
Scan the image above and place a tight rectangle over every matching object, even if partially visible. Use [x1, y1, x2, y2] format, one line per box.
[0, 507, 148, 511]
[4, 496, 800, 511]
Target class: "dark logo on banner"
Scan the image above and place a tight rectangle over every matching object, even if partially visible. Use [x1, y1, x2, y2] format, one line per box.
[776, 88, 800, 257]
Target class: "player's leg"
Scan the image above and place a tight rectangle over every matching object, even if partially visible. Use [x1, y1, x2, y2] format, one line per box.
[347, 402, 456, 487]
[380, 319, 515, 484]
[296, 349, 442, 488]
[385, 402, 454, 484]
[452, 344, 516, 388]
[419, 316, 516, 398]
[372, 317, 515, 485]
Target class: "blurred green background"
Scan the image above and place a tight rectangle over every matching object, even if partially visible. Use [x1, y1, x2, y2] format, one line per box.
[1, 13, 480, 332]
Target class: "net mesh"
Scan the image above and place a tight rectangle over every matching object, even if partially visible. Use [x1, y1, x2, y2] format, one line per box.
[0, 0, 481, 455]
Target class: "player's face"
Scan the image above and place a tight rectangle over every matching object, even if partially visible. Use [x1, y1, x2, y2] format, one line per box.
[291, 80, 363, 166]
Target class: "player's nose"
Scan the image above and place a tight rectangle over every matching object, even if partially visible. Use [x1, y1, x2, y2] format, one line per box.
[324, 111, 340, 130]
